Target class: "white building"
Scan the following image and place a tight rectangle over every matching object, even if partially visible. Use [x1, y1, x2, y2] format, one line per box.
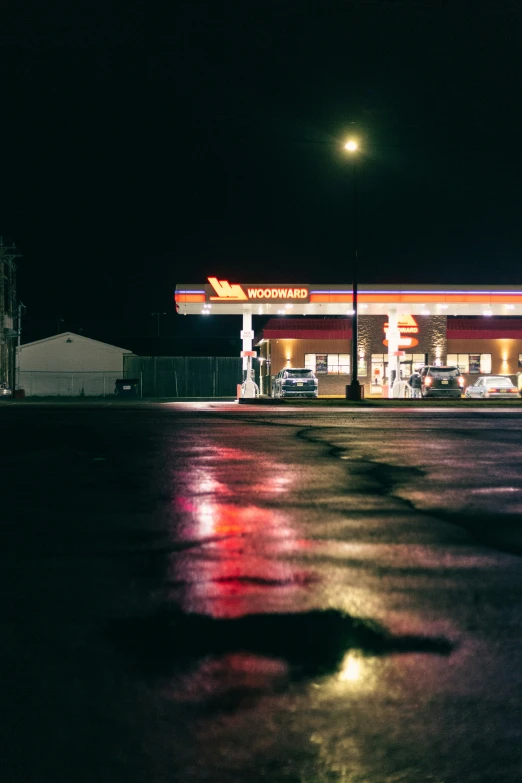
[18, 332, 134, 396]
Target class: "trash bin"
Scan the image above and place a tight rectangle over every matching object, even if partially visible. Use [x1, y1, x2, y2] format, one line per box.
[114, 378, 140, 397]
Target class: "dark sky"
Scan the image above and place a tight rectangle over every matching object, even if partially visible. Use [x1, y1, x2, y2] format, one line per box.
[2, 0, 522, 347]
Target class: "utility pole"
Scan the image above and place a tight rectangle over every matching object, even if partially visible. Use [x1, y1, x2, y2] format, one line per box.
[16, 301, 26, 391]
[57, 317, 64, 334]
[0, 237, 22, 389]
[150, 312, 166, 337]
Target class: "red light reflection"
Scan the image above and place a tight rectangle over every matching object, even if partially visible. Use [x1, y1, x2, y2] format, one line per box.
[167, 447, 315, 618]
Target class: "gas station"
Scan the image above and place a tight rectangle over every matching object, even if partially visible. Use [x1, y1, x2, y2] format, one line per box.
[175, 278, 522, 398]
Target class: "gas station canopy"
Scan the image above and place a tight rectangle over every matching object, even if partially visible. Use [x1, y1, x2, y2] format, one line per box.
[175, 278, 522, 317]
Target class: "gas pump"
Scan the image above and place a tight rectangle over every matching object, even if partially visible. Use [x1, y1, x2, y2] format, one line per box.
[386, 309, 402, 398]
[240, 351, 259, 398]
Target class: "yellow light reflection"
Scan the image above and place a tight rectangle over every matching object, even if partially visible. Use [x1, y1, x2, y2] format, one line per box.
[344, 139, 358, 152]
[338, 652, 363, 682]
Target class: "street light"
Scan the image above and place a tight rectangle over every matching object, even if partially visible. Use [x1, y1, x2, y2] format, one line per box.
[344, 138, 362, 400]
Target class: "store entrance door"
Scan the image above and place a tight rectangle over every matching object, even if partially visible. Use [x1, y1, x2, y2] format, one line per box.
[399, 360, 412, 379]
[370, 361, 384, 395]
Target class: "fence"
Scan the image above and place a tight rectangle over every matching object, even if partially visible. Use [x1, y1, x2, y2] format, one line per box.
[19, 371, 121, 397]
[19, 358, 256, 398]
[123, 356, 250, 398]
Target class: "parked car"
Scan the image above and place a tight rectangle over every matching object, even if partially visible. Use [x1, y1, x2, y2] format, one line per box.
[419, 365, 464, 399]
[272, 368, 318, 398]
[114, 378, 140, 397]
[0, 382, 12, 398]
[464, 376, 520, 399]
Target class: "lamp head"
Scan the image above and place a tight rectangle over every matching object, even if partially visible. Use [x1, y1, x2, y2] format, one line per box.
[344, 139, 358, 152]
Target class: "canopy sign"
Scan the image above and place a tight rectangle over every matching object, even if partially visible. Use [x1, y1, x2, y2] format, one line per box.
[383, 314, 420, 348]
[208, 277, 309, 302]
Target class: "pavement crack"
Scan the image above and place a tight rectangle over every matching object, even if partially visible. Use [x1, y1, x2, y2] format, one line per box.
[295, 426, 425, 508]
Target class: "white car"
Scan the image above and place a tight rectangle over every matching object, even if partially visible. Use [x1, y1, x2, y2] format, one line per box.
[0, 383, 12, 398]
[464, 376, 520, 399]
[271, 368, 319, 398]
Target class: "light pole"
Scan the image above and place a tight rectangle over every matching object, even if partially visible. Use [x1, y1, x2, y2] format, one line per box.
[344, 138, 362, 400]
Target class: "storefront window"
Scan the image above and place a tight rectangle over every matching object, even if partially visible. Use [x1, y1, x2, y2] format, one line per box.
[469, 355, 480, 373]
[450, 354, 491, 374]
[447, 354, 470, 373]
[371, 355, 384, 387]
[326, 354, 351, 374]
[339, 354, 350, 373]
[459, 354, 469, 373]
[327, 354, 339, 374]
[316, 354, 328, 374]
[305, 353, 316, 372]
[371, 353, 425, 384]
[306, 353, 350, 374]
[480, 354, 492, 374]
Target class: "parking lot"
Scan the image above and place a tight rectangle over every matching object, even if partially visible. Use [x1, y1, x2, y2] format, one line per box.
[2, 403, 522, 782]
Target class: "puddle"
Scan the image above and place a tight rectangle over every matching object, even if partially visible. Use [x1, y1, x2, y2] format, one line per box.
[107, 607, 454, 682]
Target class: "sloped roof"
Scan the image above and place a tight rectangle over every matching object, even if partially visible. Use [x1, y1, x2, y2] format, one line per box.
[447, 318, 522, 339]
[21, 331, 134, 353]
[257, 317, 522, 342]
[257, 318, 352, 342]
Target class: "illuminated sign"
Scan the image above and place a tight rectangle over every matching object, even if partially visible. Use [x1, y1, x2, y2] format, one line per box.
[208, 277, 309, 302]
[383, 314, 419, 348]
[246, 286, 308, 300]
[208, 278, 248, 301]
[384, 314, 419, 334]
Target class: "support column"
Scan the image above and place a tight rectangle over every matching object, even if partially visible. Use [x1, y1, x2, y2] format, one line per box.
[240, 309, 257, 398]
[241, 311, 252, 378]
[386, 307, 401, 398]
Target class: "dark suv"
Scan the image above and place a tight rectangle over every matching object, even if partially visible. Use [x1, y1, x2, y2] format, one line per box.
[419, 365, 464, 399]
[272, 368, 318, 398]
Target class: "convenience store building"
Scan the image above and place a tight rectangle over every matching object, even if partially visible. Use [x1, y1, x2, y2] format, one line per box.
[175, 279, 522, 396]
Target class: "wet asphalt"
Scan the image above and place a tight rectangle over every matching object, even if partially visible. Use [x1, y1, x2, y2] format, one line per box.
[2, 402, 522, 782]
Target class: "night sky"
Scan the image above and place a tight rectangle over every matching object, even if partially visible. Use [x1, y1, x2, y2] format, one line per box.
[2, 1, 522, 351]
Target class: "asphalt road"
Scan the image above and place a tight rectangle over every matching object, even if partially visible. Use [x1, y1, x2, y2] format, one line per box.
[2, 402, 522, 782]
